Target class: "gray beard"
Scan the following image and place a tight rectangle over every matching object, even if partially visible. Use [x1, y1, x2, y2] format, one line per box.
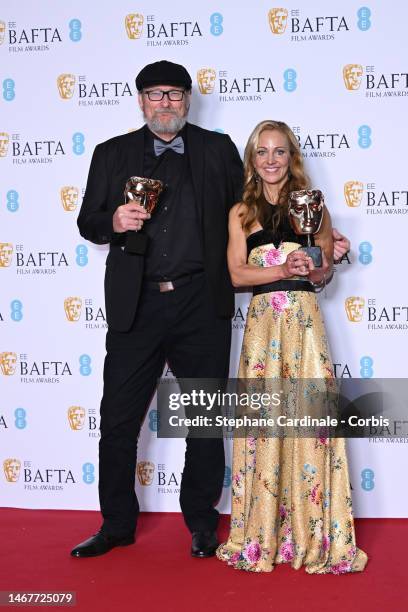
[146, 112, 188, 136]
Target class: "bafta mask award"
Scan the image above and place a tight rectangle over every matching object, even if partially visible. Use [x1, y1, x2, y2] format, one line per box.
[124, 176, 164, 255]
[288, 189, 325, 267]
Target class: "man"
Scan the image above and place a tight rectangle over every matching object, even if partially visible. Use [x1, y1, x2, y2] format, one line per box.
[72, 60, 350, 559]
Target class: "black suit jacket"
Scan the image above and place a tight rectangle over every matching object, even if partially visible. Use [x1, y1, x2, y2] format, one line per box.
[77, 123, 243, 332]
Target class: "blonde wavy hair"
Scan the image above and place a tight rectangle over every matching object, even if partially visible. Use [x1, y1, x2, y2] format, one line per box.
[241, 120, 310, 232]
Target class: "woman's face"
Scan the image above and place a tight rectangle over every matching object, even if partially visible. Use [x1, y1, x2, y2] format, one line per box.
[253, 129, 291, 190]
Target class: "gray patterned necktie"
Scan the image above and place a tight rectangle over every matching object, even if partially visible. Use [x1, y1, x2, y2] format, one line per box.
[154, 136, 184, 156]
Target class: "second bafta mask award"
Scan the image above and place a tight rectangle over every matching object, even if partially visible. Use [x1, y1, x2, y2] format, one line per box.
[124, 176, 164, 255]
[288, 189, 325, 267]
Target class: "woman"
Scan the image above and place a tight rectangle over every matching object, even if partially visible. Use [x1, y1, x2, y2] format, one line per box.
[216, 120, 367, 574]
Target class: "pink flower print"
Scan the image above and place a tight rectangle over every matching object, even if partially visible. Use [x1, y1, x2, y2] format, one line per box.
[270, 291, 288, 312]
[243, 541, 262, 564]
[279, 504, 287, 518]
[331, 560, 352, 575]
[264, 248, 282, 267]
[247, 435, 256, 450]
[280, 541, 294, 561]
[322, 535, 330, 552]
[311, 483, 321, 505]
[230, 552, 241, 564]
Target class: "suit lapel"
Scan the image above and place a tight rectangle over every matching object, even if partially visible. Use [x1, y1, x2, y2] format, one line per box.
[125, 127, 145, 179]
[186, 123, 204, 225]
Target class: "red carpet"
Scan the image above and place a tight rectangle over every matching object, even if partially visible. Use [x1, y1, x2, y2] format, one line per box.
[1, 509, 406, 612]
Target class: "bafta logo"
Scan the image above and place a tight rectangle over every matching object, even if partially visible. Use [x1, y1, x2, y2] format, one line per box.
[57, 74, 76, 100]
[0, 21, 6, 45]
[64, 297, 82, 322]
[197, 68, 216, 95]
[0, 352, 17, 375]
[343, 64, 363, 90]
[60, 186, 79, 211]
[268, 8, 288, 34]
[125, 13, 144, 39]
[0, 132, 9, 157]
[3, 458, 21, 483]
[0, 243, 13, 267]
[344, 181, 364, 207]
[68, 406, 86, 430]
[137, 461, 155, 486]
[345, 297, 365, 322]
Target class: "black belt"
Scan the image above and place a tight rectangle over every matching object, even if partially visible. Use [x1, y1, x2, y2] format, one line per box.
[144, 271, 204, 293]
[253, 280, 314, 296]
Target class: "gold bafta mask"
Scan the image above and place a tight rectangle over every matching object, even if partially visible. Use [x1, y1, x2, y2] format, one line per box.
[60, 186, 79, 211]
[57, 74, 76, 100]
[197, 68, 216, 95]
[3, 458, 21, 482]
[125, 13, 144, 39]
[0, 352, 17, 375]
[344, 181, 364, 207]
[0, 21, 6, 45]
[288, 190, 325, 236]
[343, 64, 363, 91]
[0, 132, 9, 157]
[68, 406, 86, 430]
[64, 297, 82, 322]
[345, 297, 365, 322]
[268, 8, 288, 34]
[0, 242, 13, 267]
[137, 461, 155, 486]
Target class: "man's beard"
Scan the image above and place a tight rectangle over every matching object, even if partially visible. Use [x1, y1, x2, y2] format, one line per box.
[145, 109, 188, 135]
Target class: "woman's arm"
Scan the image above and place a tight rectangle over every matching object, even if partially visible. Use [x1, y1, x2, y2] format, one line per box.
[227, 204, 311, 287]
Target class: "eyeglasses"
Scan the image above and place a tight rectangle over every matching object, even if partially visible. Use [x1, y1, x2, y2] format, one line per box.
[144, 89, 185, 101]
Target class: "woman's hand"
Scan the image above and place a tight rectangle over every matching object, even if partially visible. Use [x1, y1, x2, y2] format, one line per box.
[281, 250, 313, 278]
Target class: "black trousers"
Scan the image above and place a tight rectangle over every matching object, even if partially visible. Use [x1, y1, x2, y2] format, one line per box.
[98, 274, 231, 537]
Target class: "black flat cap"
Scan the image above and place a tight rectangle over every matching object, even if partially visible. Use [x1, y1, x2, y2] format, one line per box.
[135, 60, 192, 91]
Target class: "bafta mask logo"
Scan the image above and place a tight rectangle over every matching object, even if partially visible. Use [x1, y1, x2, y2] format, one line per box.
[57, 73, 76, 100]
[64, 297, 82, 322]
[60, 186, 79, 211]
[68, 406, 86, 430]
[0, 21, 6, 45]
[3, 458, 21, 483]
[345, 297, 365, 322]
[344, 181, 364, 207]
[137, 461, 155, 486]
[197, 68, 216, 95]
[343, 64, 363, 91]
[125, 13, 144, 39]
[0, 132, 9, 157]
[268, 8, 288, 34]
[0, 243, 13, 267]
[0, 352, 17, 375]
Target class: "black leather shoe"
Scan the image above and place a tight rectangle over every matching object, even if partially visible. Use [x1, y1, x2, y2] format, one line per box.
[191, 531, 218, 558]
[70, 531, 135, 558]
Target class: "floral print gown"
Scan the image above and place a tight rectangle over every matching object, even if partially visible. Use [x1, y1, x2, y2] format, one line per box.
[217, 230, 368, 573]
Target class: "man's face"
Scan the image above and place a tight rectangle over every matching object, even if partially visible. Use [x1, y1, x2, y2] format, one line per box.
[61, 187, 79, 211]
[138, 85, 190, 137]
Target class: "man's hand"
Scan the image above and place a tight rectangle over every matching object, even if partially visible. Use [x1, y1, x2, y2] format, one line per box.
[112, 203, 151, 233]
[332, 227, 350, 263]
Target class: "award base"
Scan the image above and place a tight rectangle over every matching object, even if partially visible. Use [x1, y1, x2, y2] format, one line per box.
[300, 245, 322, 267]
[124, 231, 149, 255]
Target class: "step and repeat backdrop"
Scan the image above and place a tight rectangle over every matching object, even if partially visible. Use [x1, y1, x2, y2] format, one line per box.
[1, 1, 407, 517]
